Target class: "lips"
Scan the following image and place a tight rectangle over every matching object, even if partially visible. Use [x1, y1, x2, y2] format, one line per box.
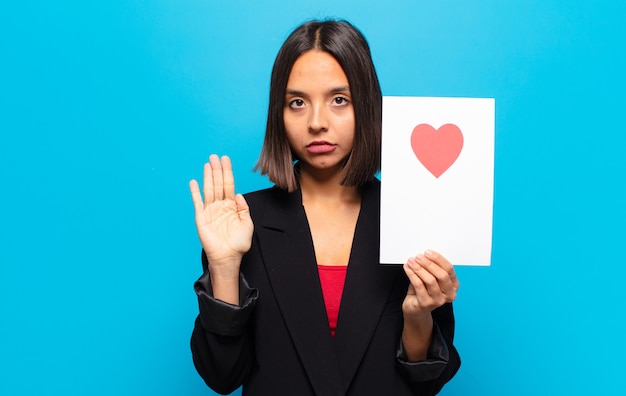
[306, 141, 336, 154]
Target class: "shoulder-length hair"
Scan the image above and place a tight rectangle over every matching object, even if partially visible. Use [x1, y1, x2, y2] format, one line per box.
[254, 19, 382, 192]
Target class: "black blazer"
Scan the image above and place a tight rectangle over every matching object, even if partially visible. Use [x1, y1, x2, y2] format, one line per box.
[191, 180, 460, 395]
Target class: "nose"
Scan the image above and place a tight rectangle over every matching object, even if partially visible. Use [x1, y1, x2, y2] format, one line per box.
[308, 102, 328, 133]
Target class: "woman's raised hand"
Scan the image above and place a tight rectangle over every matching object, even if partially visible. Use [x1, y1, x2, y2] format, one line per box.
[189, 155, 254, 274]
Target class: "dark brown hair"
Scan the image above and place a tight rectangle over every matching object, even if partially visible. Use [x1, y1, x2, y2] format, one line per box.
[254, 19, 382, 191]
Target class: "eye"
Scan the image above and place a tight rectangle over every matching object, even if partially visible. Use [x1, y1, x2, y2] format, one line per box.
[332, 96, 350, 106]
[288, 99, 305, 109]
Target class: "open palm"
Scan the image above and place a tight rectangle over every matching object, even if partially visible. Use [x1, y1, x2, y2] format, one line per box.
[189, 155, 253, 269]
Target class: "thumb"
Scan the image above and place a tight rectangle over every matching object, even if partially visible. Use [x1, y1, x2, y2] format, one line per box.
[235, 194, 251, 219]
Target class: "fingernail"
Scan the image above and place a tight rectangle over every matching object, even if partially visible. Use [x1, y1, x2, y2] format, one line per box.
[415, 254, 425, 263]
[424, 249, 433, 257]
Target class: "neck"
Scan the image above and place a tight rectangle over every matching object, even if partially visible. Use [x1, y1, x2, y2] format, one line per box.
[298, 170, 361, 205]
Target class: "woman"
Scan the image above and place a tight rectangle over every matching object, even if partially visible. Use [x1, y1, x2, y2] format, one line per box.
[189, 19, 460, 395]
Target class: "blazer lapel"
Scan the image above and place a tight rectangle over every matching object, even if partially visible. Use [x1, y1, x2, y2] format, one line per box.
[334, 180, 402, 392]
[254, 187, 344, 395]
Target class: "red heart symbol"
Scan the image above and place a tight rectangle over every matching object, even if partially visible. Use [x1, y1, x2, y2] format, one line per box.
[411, 123, 464, 178]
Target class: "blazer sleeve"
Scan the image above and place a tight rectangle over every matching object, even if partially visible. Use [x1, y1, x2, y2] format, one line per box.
[190, 251, 259, 395]
[395, 303, 461, 395]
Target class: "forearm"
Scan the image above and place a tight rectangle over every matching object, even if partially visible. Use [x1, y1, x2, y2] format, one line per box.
[192, 289, 254, 395]
[209, 262, 241, 305]
[401, 312, 434, 361]
[396, 304, 460, 391]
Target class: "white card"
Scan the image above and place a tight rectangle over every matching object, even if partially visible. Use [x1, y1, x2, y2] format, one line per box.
[380, 96, 495, 266]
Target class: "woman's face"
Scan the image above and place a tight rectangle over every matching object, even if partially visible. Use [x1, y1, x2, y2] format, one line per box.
[283, 50, 355, 176]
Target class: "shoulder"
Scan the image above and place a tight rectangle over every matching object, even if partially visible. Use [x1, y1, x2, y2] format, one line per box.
[361, 177, 381, 207]
[243, 186, 289, 206]
[243, 186, 298, 218]
[363, 177, 380, 192]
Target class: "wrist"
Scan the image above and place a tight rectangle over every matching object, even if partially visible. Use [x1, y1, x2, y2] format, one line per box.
[208, 260, 241, 306]
[403, 311, 433, 329]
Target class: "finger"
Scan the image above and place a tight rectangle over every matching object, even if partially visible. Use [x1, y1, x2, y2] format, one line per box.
[404, 258, 434, 300]
[408, 256, 449, 305]
[403, 263, 428, 310]
[221, 155, 236, 200]
[189, 179, 204, 214]
[209, 154, 224, 201]
[424, 250, 460, 297]
[424, 249, 454, 275]
[417, 254, 455, 293]
[405, 282, 416, 297]
[203, 161, 215, 204]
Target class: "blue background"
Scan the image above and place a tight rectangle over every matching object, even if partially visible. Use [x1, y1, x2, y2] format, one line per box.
[1, 1, 625, 395]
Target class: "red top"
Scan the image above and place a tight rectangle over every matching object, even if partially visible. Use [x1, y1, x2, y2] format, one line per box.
[317, 265, 348, 337]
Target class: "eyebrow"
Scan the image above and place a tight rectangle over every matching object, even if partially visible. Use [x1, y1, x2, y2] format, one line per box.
[285, 86, 351, 96]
